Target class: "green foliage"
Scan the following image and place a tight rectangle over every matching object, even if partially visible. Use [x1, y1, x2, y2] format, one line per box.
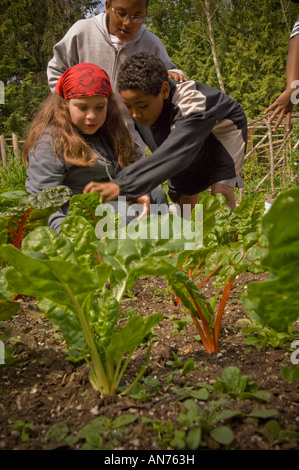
[213, 366, 271, 402]
[1, 0, 298, 135]
[239, 319, 298, 350]
[1, 74, 50, 135]
[0, 185, 72, 248]
[0, 153, 27, 193]
[0, 209, 164, 396]
[242, 188, 299, 332]
[9, 420, 34, 443]
[44, 414, 138, 450]
[149, 0, 298, 119]
[259, 420, 299, 446]
[281, 364, 299, 383]
[0, 0, 104, 135]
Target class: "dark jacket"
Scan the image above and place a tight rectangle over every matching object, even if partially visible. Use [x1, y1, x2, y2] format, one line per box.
[114, 79, 247, 200]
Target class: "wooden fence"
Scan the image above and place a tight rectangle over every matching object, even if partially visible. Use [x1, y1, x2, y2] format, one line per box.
[0, 133, 24, 166]
[244, 112, 299, 195]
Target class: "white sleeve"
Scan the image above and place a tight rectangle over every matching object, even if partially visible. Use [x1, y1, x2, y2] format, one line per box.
[290, 16, 299, 39]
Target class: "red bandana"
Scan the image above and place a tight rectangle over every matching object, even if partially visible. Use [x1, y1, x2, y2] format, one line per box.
[55, 63, 112, 99]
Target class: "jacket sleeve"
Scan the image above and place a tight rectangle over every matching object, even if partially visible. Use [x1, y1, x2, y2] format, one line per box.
[114, 112, 216, 200]
[25, 134, 67, 195]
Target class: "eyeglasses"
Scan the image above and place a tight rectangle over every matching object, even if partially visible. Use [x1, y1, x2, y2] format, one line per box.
[111, 7, 145, 24]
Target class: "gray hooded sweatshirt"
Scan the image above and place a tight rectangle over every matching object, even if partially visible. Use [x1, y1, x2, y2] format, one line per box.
[47, 12, 183, 91]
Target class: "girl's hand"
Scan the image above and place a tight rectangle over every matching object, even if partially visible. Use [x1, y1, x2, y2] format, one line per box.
[83, 181, 120, 201]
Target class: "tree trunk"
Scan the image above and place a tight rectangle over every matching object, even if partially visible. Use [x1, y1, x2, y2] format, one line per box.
[203, 0, 226, 93]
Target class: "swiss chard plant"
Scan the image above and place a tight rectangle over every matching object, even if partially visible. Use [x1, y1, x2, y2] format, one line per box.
[0, 189, 269, 399]
[0, 185, 72, 248]
[242, 188, 299, 332]
[94, 193, 268, 354]
[165, 193, 268, 353]
[0, 214, 163, 397]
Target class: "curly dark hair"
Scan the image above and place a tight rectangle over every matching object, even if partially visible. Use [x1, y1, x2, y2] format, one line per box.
[117, 53, 168, 96]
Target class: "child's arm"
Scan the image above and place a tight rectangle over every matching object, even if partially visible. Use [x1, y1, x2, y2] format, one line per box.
[265, 27, 299, 131]
[25, 134, 66, 194]
[83, 181, 120, 200]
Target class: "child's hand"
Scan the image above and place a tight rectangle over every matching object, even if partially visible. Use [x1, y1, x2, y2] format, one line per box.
[83, 181, 120, 201]
[128, 194, 151, 220]
[264, 88, 294, 132]
[168, 71, 188, 83]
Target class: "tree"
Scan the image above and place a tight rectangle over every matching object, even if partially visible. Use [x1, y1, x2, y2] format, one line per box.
[0, 0, 104, 136]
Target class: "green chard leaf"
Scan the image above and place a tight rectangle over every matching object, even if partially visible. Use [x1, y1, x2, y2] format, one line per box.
[0, 186, 71, 248]
[243, 188, 299, 332]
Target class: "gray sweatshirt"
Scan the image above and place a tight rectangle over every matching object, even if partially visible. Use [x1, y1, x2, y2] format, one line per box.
[47, 12, 183, 90]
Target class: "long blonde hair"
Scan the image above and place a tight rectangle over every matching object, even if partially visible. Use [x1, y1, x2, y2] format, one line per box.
[23, 92, 139, 169]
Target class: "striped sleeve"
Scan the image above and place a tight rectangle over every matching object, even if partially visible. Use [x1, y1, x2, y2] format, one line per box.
[290, 16, 299, 38]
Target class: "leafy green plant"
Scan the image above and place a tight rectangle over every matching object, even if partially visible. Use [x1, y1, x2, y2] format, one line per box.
[0, 153, 27, 192]
[212, 366, 271, 402]
[143, 395, 278, 450]
[280, 364, 299, 383]
[0, 190, 269, 384]
[239, 319, 298, 349]
[259, 420, 299, 446]
[176, 399, 239, 448]
[166, 193, 267, 353]
[9, 420, 34, 442]
[75, 414, 138, 450]
[44, 414, 138, 450]
[0, 185, 71, 248]
[165, 351, 197, 379]
[94, 193, 267, 354]
[142, 417, 176, 450]
[127, 376, 161, 402]
[0, 222, 163, 397]
[242, 188, 299, 332]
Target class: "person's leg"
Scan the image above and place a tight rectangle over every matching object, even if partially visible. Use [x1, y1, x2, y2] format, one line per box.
[211, 182, 236, 210]
[177, 194, 200, 219]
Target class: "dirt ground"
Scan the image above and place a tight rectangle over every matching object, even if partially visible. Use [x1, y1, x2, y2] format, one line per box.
[0, 271, 298, 452]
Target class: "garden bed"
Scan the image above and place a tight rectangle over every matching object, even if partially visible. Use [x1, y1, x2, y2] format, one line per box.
[0, 271, 298, 451]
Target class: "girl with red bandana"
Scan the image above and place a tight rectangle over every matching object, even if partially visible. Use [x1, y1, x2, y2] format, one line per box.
[23, 63, 159, 232]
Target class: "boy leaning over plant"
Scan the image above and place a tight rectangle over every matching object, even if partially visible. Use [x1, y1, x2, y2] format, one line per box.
[83, 53, 247, 213]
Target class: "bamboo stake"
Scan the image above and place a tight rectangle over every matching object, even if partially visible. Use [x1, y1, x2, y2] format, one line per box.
[0, 135, 7, 167]
[266, 121, 275, 193]
[12, 133, 20, 159]
[244, 133, 268, 161]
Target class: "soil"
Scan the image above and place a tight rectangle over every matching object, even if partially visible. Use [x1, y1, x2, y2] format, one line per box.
[0, 271, 298, 452]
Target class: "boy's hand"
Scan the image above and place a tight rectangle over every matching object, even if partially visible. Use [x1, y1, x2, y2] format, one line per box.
[83, 181, 120, 201]
[168, 71, 188, 83]
[128, 194, 151, 220]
